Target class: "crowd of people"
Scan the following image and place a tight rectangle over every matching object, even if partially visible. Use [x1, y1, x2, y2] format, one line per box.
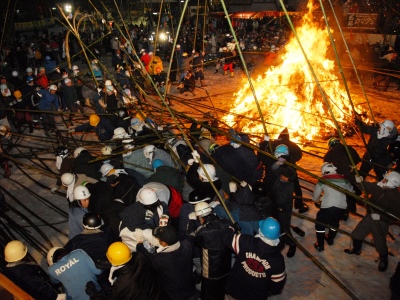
[0, 13, 400, 300]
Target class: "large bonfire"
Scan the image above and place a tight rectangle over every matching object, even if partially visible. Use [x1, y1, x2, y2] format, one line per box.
[223, 3, 361, 142]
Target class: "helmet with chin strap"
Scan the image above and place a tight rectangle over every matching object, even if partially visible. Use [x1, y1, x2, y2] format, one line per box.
[377, 120, 395, 139]
[379, 171, 400, 189]
[321, 162, 337, 175]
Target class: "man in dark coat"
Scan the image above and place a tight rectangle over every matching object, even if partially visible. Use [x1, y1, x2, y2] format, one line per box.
[187, 202, 231, 300]
[258, 128, 308, 212]
[105, 241, 161, 300]
[137, 225, 197, 300]
[345, 171, 400, 272]
[355, 117, 398, 180]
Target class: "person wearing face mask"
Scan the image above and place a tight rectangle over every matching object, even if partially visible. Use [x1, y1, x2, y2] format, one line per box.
[345, 171, 400, 272]
[355, 117, 398, 180]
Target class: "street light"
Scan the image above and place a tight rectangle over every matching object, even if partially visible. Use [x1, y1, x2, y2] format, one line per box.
[64, 4, 72, 13]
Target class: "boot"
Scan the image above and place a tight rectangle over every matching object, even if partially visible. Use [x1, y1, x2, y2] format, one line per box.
[344, 239, 362, 255]
[314, 232, 325, 252]
[230, 71, 234, 78]
[325, 230, 337, 246]
[287, 244, 296, 258]
[200, 80, 207, 87]
[378, 253, 388, 272]
[224, 71, 228, 76]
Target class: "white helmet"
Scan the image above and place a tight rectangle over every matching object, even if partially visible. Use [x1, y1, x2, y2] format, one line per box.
[379, 171, 400, 189]
[100, 163, 114, 176]
[321, 162, 337, 175]
[105, 80, 112, 86]
[74, 147, 86, 158]
[26, 67, 33, 73]
[47, 246, 63, 266]
[73, 186, 91, 200]
[72, 65, 79, 70]
[377, 120, 395, 139]
[101, 146, 112, 155]
[195, 202, 212, 217]
[197, 164, 218, 182]
[61, 173, 75, 186]
[12, 71, 18, 77]
[49, 84, 57, 91]
[112, 127, 128, 139]
[136, 187, 158, 205]
[143, 145, 156, 159]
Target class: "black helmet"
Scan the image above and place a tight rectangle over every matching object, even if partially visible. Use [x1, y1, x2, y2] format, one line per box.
[82, 212, 102, 229]
[56, 146, 69, 157]
[117, 108, 128, 119]
[328, 137, 340, 149]
[188, 190, 211, 204]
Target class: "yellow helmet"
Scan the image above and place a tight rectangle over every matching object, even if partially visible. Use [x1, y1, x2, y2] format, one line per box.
[13, 90, 22, 99]
[106, 242, 132, 266]
[4, 240, 28, 262]
[89, 114, 100, 126]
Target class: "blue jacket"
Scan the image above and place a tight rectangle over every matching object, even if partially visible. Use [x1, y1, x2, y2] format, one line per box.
[48, 249, 102, 300]
[37, 89, 60, 111]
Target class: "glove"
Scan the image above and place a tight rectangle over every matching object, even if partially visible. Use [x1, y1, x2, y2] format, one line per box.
[371, 213, 380, 221]
[56, 294, 66, 300]
[97, 88, 102, 93]
[187, 158, 195, 166]
[355, 175, 363, 183]
[230, 222, 241, 233]
[51, 186, 59, 194]
[157, 126, 163, 131]
[188, 212, 197, 220]
[191, 150, 200, 163]
[229, 181, 237, 193]
[134, 228, 144, 242]
[192, 50, 195, 53]
[263, 135, 270, 142]
[276, 157, 286, 166]
[68, 128, 75, 133]
[240, 181, 247, 187]
[209, 200, 220, 208]
[9, 101, 16, 106]
[36, 87, 41, 92]
[159, 214, 169, 227]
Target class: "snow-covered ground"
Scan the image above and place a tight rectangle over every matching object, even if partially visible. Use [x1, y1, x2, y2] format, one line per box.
[1, 54, 399, 299]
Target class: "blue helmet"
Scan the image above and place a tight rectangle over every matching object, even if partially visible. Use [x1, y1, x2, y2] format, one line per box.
[259, 217, 280, 240]
[274, 144, 289, 158]
[152, 159, 164, 170]
[26, 76, 34, 83]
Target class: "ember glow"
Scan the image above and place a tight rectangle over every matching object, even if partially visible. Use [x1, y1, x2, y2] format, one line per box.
[224, 3, 360, 142]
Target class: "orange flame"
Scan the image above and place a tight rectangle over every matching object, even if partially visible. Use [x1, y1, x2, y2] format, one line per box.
[223, 3, 359, 142]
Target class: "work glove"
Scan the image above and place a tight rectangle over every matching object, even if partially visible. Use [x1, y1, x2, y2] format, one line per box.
[50, 186, 59, 194]
[355, 175, 363, 183]
[371, 213, 380, 221]
[191, 150, 200, 163]
[68, 128, 75, 133]
[134, 228, 144, 243]
[159, 214, 169, 227]
[276, 157, 286, 166]
[229, 181, 237, 193]
[209, 201, 220, 208]
[188, 212, 197, 220]
[263, 135, 270, 142]
[56, 294, 66, 300]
